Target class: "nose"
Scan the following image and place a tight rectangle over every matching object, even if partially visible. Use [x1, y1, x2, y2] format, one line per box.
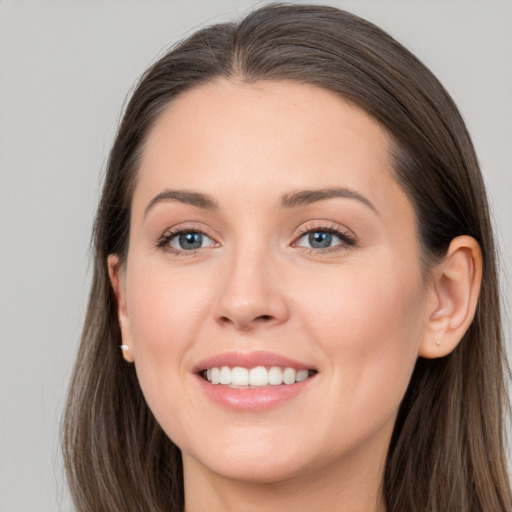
[214, 247, 289, 331]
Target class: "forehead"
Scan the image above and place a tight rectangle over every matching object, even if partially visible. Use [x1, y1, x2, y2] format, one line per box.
[135, 79, 411, 221]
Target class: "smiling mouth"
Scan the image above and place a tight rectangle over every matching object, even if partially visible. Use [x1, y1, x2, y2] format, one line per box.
[201, 366, 317, 388]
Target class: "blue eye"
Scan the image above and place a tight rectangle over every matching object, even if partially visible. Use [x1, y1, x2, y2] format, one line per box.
[164, 230, 215, 252]
[177, 232, 203, 250]
[308, 230, 334, 248]
[295, 228, 354, 250]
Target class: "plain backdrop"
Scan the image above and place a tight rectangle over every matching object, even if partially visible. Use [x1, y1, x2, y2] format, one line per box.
[1, 1, 511, 510]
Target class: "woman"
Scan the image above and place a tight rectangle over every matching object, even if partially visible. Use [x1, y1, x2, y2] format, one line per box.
[62, 3, 511, 511]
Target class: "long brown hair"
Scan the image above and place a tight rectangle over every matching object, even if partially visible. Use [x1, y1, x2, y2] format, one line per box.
[62, 4, 511, 510]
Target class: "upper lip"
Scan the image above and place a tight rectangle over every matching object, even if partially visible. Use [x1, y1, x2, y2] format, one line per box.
[193, 351, 316, 373]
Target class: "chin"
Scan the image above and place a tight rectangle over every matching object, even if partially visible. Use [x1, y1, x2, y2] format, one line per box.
[193, 451, 311, 484]
[178, 429, 318, 484]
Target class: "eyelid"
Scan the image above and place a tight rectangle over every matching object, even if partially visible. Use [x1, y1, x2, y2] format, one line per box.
[156, 223, 220, 255]
[155, 220, 357, 256]
[295, 221, 356, 239]
[292, 221, 358, 251]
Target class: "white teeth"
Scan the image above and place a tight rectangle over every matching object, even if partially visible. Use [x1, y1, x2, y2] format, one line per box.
[296, 369, 309, 382]
[283, 367, 296, 385]
[249, 366, 268, 386]
[231, 367, 249, 386]
[219, 366, 232, 385]
[204, 365, 313, 386]
[268, 366, 283, 385]
[211, 367, 220, 385]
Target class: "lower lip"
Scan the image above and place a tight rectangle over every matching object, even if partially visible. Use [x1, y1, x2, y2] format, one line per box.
[195, 374, 316, 412]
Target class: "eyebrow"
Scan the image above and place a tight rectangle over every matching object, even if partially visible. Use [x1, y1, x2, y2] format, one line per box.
[144, 186, 378, 217]
[280, 187, 378, 214]
[144, 189, 219, 217]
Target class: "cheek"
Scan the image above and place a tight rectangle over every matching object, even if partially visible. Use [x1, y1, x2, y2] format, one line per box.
[300, 257, 425, 342]
[123, 259, 213, 443]
[298, 258, 425, 416]
[123, 258, 214, 405]
[126, 257, 211, 352]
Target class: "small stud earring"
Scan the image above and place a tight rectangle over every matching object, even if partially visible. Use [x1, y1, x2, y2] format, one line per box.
[435, 340, 441, 346]
[120, 344, 130, 351]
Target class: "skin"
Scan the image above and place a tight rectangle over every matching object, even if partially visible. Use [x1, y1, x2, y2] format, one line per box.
[109, 80, 482, 512]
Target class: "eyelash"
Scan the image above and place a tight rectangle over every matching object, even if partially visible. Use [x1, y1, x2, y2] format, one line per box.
[294, 223, 357, 253]
[156, 223, 357, 256]
[156, 225, 217, 256]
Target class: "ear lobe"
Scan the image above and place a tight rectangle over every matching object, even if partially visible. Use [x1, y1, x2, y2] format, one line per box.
[419, 236, 482, 359]
[107, 254, 135, 363]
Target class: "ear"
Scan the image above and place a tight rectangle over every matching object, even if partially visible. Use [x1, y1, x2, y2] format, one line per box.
[108, 254, 134, 363]
[419, 235, 482, 359]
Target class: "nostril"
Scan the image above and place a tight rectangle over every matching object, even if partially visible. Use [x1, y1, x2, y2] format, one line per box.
[218, 314, 274, 328]
[255, 315, 273, 322]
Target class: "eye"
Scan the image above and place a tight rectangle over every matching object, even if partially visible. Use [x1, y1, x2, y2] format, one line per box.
[158, 229, 217, 253]
[171, 231, 209, 250]
[294, 226, 356, 251]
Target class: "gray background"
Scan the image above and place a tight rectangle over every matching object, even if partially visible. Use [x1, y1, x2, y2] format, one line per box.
[1, 1, 511, 510]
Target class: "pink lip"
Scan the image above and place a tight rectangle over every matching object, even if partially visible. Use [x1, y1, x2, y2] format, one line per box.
[193, 351, 315, 372]
[195, 376, 315, 412]
[193, 351, 317, 412]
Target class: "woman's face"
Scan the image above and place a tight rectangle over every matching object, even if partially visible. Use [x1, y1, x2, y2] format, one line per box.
[113, 80, 434, 484]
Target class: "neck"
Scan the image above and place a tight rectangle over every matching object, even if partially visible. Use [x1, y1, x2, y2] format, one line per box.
[183, 445, 388, 512]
